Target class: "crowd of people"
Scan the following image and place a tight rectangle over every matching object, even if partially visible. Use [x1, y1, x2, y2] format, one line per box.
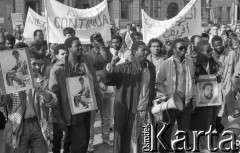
[1, 21, 240, 153]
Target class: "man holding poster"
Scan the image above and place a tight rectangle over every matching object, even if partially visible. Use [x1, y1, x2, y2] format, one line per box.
[49, 36, 107, 153]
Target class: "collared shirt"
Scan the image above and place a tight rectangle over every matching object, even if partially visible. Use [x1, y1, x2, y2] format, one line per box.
[173, 56, 186, 96]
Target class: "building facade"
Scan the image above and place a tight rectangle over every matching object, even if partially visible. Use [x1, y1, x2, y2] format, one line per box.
[0, 0, 238, 33]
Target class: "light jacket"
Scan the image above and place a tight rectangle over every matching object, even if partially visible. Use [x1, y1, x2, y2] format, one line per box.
[155, 55, 196, 104]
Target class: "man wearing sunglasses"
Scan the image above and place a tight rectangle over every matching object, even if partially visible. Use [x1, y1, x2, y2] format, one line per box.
[211, 35, 237, 134]
[156, 38, 196, 153]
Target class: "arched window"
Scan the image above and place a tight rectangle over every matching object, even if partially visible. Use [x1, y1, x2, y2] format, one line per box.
[167, 3, 178, 19]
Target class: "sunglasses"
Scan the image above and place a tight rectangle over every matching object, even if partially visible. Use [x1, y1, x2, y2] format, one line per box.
[178, 46, 187, 51]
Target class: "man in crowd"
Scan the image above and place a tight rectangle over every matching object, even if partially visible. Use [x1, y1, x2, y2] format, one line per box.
[4, 34, 16, 49]
[147, 38, 165, 77]
[122, 23, 132, 49]
[156, 38, 196, 153]
[211, 35, 236, 133]
[49, 36, 104, 153]
[209, 25, 219, 46]
[87, 33, 112, 152]
[0, 51, 57, 153]
[63, 27, 75, 39]
[102, 41, 156, 153]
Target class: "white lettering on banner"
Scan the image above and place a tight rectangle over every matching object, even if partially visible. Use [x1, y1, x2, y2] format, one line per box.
[23, 8, 46, 39]
[142, 0, 201, 43]
[45, 0, 111, 44]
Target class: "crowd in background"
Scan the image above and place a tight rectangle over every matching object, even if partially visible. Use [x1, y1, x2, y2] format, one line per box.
[0, 20, 240, 153]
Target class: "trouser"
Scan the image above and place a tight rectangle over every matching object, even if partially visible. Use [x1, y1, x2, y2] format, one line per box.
[66, 111, 91, 153]
[158, 104, 191, 153]
[7, 118, 48, 153]
[52, 123, 71, 153]
[89, 97, 113, 141]
[0, 130, 5, 153]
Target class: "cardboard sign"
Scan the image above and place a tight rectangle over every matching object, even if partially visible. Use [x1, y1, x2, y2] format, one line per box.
[11, 13, 24, 29]
[196, 75, 222, 107]
[0, 48, 34, 95]
[66, 75, 98, 115]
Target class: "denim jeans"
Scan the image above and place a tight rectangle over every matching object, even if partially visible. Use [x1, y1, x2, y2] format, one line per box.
[89, 97, 113, 141]
[7, 120, 48, 153]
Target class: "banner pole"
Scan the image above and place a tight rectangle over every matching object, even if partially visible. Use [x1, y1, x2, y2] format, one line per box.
[44, 0, 51, 55]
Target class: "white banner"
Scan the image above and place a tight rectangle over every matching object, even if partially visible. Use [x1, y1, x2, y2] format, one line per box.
[23, 8, 46, 39]
[45, 0, 111, 44]
[142, 0, 201, 43]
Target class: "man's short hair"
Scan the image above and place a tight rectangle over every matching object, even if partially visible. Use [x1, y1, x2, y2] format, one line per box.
[63, 27, 76, 36]
[4, 34, 16, 44]
[54, 44, 67, 55]
[111, 35, 122, 43]
[190, 35, 201, 44]
[64, 36, 80, 50]
[12, 50, 19, 55]
[226, 29, 234, 38]
[147, 38, 163, 48]
[29, 50, 41, 59]
[14, 42, 29, 49]
[195, 40, 211, 53]
[211, 35, 222, 46]
[172, 38, 185, 49]
[90, 33, 102, 43]
[202, 33, 209, 39]
[33, 29, 43, 37]
[131, 41, 146, 51]
[202, 82, 213, 90]
[127, 23, 132, 27]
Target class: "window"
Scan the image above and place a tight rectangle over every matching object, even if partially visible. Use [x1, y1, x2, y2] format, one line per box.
[227, 7, 231, 22]
[167, 3, 178, 19]
[218, 7, 223, 21]
[154, 0, 161, 18]
[121, 2, 130, 20]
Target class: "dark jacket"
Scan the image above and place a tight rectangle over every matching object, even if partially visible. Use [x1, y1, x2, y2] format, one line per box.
[48, 53, 105, 125]
[190, 55, 219, 131]
[102, 58, 156, 153]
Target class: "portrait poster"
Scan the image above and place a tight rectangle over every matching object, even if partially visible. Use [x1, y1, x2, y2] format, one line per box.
[96, 70, 115, 98]
[0, 48, 34, 95]
[66, 75, 98, 115]
[196, 75, 222, 107]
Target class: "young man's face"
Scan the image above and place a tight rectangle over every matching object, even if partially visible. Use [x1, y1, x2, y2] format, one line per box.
[111, 39, 122, 51]
[136, 27, 141, 33]
[194, 37, 202, 47]
[174, 42, 187, 59]
[31, 58, 43, 76]
[5, 40, 14, 49]
[65, 33, 74, 38]
[232, 41, 239, 50]
[210, 26, 218, 36]
[204, 85, 213, 100]
[69, 40, 83, 57]
[133, 44, 148, 60]
[213, 40, 224, 54]
[221, 25, 227, 31]
[201, 44, 213, 60]
[35, 31, 44, 42]
[150, 42, 161, 56]
[56, 49, 68, 60]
